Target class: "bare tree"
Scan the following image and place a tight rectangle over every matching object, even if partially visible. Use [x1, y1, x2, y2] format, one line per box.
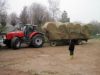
[29, 3, 51, 26]
[20, 6, 28, 24]
[10, 13, 18, 26]
[0, 0, 7, 33]
[0, 12, 7, 26]
[48, 0, 60, 21]
[28, 3, 53, 31]
[0, 0, 6, 14]
[0, 0, 7, 26]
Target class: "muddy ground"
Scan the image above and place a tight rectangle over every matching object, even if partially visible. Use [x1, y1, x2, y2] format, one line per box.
[0, 39, 100, 75]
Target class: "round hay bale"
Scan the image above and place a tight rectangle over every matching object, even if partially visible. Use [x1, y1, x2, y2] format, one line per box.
[66, 23, 74, 33]
[58, 23, 67, 32]
[66, 23, 82, 39]
[81, 25, 90, 39]
[55, 22, 62, 28]
[82, 25, 89, 34]
[42, 22, 61, 40]
[42, 22, 57, 31]
[74, 23, 82, 33]
[58, 23, 69, 39]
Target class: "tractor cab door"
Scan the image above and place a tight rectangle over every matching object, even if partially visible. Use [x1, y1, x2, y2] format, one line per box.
[25, 25, 33, 36]
[22, 25, 33, 40]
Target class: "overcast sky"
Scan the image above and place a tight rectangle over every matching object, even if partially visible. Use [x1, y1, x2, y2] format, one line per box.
[7, 0, 100, 23]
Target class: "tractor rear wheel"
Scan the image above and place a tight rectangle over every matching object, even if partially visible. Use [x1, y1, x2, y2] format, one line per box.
[31, 34, 44, 48]
[11, 37, 21, 49]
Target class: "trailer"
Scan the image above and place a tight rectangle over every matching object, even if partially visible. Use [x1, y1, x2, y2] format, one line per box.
[42, 22, 90, 46]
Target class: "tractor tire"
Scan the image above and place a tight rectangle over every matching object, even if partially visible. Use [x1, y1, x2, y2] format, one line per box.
[31, 34, 44, 48]
[3, 40, 11, 48]
[11, 37, 21, 49]
[6, 43, 11, 48]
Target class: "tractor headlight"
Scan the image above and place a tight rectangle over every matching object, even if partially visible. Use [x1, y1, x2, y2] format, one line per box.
[3, 35, 6, 39]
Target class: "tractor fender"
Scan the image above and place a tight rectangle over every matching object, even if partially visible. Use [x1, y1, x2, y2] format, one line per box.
[29, 32, 44, 39]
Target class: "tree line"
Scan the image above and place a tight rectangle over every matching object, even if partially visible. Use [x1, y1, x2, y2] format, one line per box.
[0, 0, 100, 36]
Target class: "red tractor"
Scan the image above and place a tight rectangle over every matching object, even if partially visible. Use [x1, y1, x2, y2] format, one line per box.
[3, 24, 44, 49]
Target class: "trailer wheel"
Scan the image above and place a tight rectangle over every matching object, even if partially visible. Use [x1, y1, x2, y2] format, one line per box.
[79, 40, 82, 45]
[50, 41, 57, 47]
[31, 34, 44, 48]
[11, 37, 21, 49]
[77, 40, 82, 45]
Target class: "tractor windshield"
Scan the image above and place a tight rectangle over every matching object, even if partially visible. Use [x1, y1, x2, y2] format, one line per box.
[21, 26, 26, 32]
[21, 25, 34, 36]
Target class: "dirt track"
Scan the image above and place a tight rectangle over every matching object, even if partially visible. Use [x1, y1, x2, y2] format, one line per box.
[0, 39, 100, 75]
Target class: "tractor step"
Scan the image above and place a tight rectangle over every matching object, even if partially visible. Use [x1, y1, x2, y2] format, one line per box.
[21, 43, 29, 47]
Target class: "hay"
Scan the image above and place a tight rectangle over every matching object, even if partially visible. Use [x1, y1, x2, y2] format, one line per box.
[81, 25, 90, 39]
[66, 23, 82, 39]
[42, 22, 57, 32]
[42, 22, 61, 40]
[42, 22, 90, 40]
[58, 23, 69, 39]
[74, 23, 82, 33]
[68, 32, 80, 39]
[66, 23, 74, 33]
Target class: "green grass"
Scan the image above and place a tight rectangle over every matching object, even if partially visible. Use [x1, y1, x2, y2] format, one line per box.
[91, 35, 100, 39]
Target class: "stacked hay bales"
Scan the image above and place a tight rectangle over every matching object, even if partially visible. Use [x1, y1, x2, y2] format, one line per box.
[42, 22, 61, 40]
[81, 25, 90, 39]
[74, 23, 82, 33]
[42, 22, 90, 42]
[73, 23, 83, 39]
[66, 23, 74, 33]
[58, 23, 69, 39]
[66, 23, 78, 39]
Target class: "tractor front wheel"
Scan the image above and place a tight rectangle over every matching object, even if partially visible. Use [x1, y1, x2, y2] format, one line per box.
[31, 34, 44, 48]
[11, 37, 21, 49]
[4, 40, 11, 48]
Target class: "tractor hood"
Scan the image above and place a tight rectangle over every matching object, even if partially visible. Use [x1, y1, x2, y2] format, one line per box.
[6, 31, 24, 40]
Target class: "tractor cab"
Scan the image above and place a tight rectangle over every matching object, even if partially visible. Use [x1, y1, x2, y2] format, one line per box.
[21, 24, 37, 32]
[20, 24, 37, 41]
[21, 24, 37, 35]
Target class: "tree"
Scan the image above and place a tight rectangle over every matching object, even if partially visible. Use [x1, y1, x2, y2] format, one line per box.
[20, 6, 28, 24]
[10, 13, 18, 26]
[0, 12, 7, 26]
[28, 3, 53, 31]
[0, 0, 6, 14]
[29, 3, 51, 25]
[89, 21, 100, 35]
[60, 11, 70, 23]
[0, 0, 7, 33]
[0, 0, 7, 26]
[48, 0, 60, 21]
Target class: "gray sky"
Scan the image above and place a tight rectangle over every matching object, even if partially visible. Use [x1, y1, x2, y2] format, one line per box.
[7, 0, 100, 23]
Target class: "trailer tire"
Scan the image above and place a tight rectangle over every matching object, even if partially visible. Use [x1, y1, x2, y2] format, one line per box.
[77, 40, 82, 45]
[50, 41, 57, 47]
